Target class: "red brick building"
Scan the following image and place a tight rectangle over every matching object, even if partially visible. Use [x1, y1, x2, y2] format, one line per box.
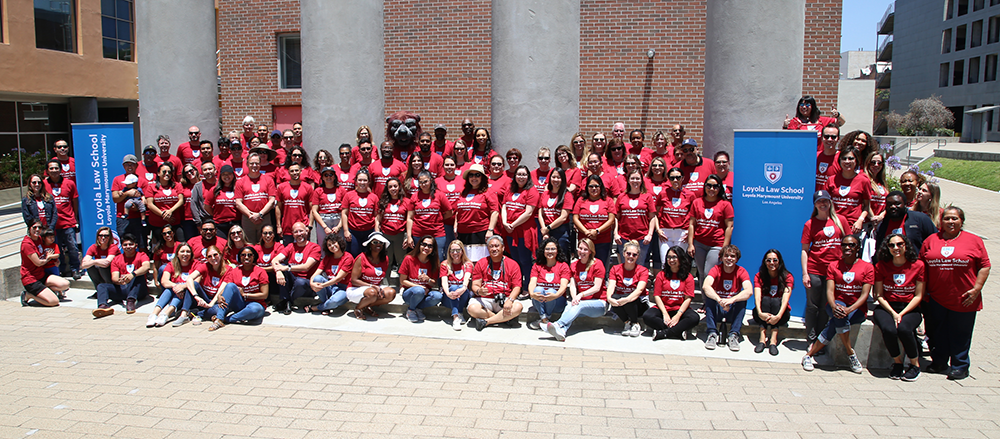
[218, 0, 842, 143]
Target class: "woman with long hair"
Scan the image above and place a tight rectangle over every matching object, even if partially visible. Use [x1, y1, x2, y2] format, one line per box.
[377, 177, 410, 268]
[537, 167, 574, 252]
[554, 144, 581, 196]
[402, 153, 424, 195]
[205, 246, 270, 331]
[823, 146, 871, 233]
[615, 168, 656, 265]
[752, 249, 794, 355]
[81, 226, 119, 287]
[206, 164, 239, 237]
[277, 145, 318, 184]
[441, 240, 474, 330]
[864, 151, 888, 225]
[399, 235, 443, 323]
[914, 181, 942, 228]
[178, 163, 200, 241]
[569, 132, 587, 165]
[188, 245, 229, 322]
[21, 174, 55, 229]
[18, 219, 67, 308]
[407, 170, 453, 258]
[643, 246, 699, 341]
[469, 127, 496, 165]
[145, 162, 184, 247]
[148, 243, 196, 327]
[546, 237, 606, 341]
[873, 233, 925, 381]
[606, 240, 650, 337]
[574, 175, 617, 270]
[152, 224, 180, 287]
[308, 233, 353, 315]
[527, 237, 570, 330]
[310, 165, 345, 245]
[222, 225, 248, 267]
[656, 166, 695, 267]
[840, 130, 876, 158]
[501, 165, 539, 291]
[436, 155, 463, 246]
[688, 174, 734, 282]
[783, 95, 845, 135]
[253, 224, 283, 308]
[347, 232, 397, 320]
[800, 189, 848, 350]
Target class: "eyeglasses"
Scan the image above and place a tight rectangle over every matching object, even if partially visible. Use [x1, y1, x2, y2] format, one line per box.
[572, 140, 585, 144]
[587, 185, 601, 189]
[506, 157, 518, 161]
[163, 230, 174, 235]
[715, 160, 729, 165]
[419, 242, 434, 248]
[651, 164, 665, 168]
[98, 234, 111, 238]
[610, 147, 624, 152]
[765, 258, 778, 263]
[30, 181, 41, 185]
[230, 231, 241, 236]
[189, 131, 200, 135]
[704, 183, 721, 189]
[262, 231, 274, 235]
[30, 225, 42, 230]
[538, 156, 550, 161]
[666, 255, 679, 260]
[887, 242, 905, 248]
[841, 242, 859, 248]
[671, 129, 683, 133]
[291, 153, 303, 157]
[593, 138, 606, 142]
[54, 144, 68, 149]
[799, 102, 812, 107]
[283, 136, 294, 140]
[822, 135, 839, 140]
[667, 175, 683, 181]
[462, 123, 473, 127]
[870, 160, 883, 165]
[202, 228, 216, 233]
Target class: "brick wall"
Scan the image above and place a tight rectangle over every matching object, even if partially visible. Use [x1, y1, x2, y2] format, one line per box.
[218, 0, 842, 144]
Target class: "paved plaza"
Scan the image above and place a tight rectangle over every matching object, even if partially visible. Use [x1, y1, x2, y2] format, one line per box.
[2, 177, 1000, 438]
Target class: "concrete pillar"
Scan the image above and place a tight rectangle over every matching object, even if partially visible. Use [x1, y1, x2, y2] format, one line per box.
[68, 97, 98, 123]
[300, 0, 384, 155]
[703, 0, 805, 158]
[136, 1, 218, 150]
[961, 105, 975, 142]
[491, 0, 580, 160]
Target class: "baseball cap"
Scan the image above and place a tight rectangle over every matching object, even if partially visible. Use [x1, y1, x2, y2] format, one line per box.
[122, 154, 138, 165]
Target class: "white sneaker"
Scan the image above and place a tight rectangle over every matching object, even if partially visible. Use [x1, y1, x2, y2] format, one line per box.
[547, 322, 566, 342]
[848, 354, 863, 373]
[154, 313, 168, 327]
[802, 355, 815, 371]
[452, 315, 463, 331]
[629, 323, 642, 337]
[705, 333, 718, 350]
[146, 313, 158, 328]
[621, 321, 631, 336]
[415, 309, 426, 322]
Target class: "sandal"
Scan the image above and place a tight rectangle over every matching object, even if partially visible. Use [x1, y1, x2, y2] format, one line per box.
[364, 307, 380, 318]
[208, 317, 225, 332]
[352, 308, 367, 320]
[303, 305, 314, 314]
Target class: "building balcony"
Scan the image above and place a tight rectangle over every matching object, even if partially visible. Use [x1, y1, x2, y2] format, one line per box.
[876, 69, 891, 89]
[877, 3, 894, 35]
[875, 93, 890, 111]
[877, 36, 893, 62]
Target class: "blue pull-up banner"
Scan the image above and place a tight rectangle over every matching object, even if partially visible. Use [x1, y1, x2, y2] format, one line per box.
[732, 130, 815, 318]
[71, 123, 135, 254]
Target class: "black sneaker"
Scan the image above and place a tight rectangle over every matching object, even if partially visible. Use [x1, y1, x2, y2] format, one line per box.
[73, 270, 84, 280]
[754, 342, 766, 353]
[927, 362, 949, 374]
[652, 330, 667, 341]
[901, 364, 921, 382]
[474, 318, 487, 332]
[20, 291, 28, 307]
[768, 344, 779, 356]
[888, 363, 904, 380]
[527, 320, 542, 331]
[947, 368, 969, 380]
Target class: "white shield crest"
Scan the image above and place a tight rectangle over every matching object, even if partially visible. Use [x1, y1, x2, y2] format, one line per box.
[454, 270, 463, 278]
[126, 264, 135, 273]
[166, 253, 174, 260]
[419, 268, 428, 277]
[242, 276, 251, 286]
[818, 162, 829, 173]
[52, 188, 61, 197]
[629, 199, 639, 209]
[589, 204, 599, 214]
[512, 193, 520, 201]
[579, 271, 587, 281]
[262, 254, 271, 262]
[329, 265, 338, 275]
[545, 273, 555, 282]
[764, 163, 783, 184]
[201, 248, 208, 256]
[669, 279, 680, 290]
[893, 274, 906, 285]
[547, 198, 556, 207]
[358, 198, 368, 207]
[770, 285, 778, 296]
[723, 279, 733, 291]
[145, 172, 154, 181]
[382, 167, 391, 176]
[389, 204, 398, 213]
[623, 277, 633, 286]
[162, 189, 172, 196]
[689, 172, 699, 182]
[447, 184, 456, 192]
[422, 199, 431, 208]
[290, 189, 298, 199]
[653, 186, 662, 195]
[941, 246, 954, 257]
[61, 163, 70, 171]
[181, 272, 189, 281]
[843, 272, 855, 283]
[400, 151, 409, 160]
[839, 185, 850, 196]
[704, 208, 713, 219]
[474, 155, 484, 163]
[423, 162, 430, 169]
[892, 227, 903, 234]
[225, 191, 234, 199]
[340, 174, 348, 181]
[538, 176, 546, 185]
[192, 150, 201, 158]
[492, 269, 501, 280]
[466, 194, 475, 202]
[294, 252, 303, 262]
[823, 226, 835, 237]
[252, 184, 260, 192]
[374, 267, 383, 276]
[235, 167, 243, 176]
[672, 197, 681, 207]
[327, 193, 336, 202]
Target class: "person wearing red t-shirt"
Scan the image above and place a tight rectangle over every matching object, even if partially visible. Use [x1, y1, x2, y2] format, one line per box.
[501, 166, 538, 291]
[656, 166, 695, 267]
[136, 145, 161, 187]
[81, 227, 120, 287]
[677, 139, 717, 198]
[453, 165, 499, 249]
[187, 245, 229, 321]
[177, 127, 202, 166]
[527, 238, 571, 330]
[919, 207, 991, 380]
[584, 153, 623, 199]
[44, 159, 82, 278]
[615, 169, 657, 266]
[148, 242, 197, 327]
[628, 130, 653, 173]
[188, 220, 227, 263]
[346, 232, 396, 319]
[153, 135, 184, 181]
[469, 236, 523, 331]
[554, 145, 581, 197]
[800, 190, 849, 347]
[872, 234, 925, 381]
[431, 124, 454, 157]
[274, 146, 320, 186]
[864, 151, 889, 227]
[530, 148, 554, 194]
[407, 171, 453, 258]
[688, 174, 734, 283]
[376, 178, 410, 269]
[469, 127, 498, 167]
[275, 164, 313, 244]
[205, 246, 270, 330]
[51, 140, 76, 181]
[310, 166, 345, 246]
[612, 154, 646, 200]
[235, 154, 277, 244]
[546, 238, 607, 341]
[783, 95, 844, 149]
[369, 141, 407, 197]
[271, 222, 321, 315]
[254, 224, 283, 302]
[399, 236, 444, 323]
[537, 168, 574, 253]
[802, 235, 873, 373]
[823, 147, 871, 233]
[751, 250, 794, 356]
[19, 221, 67, 308]
[205, 165, 240, 237]
[144, 162, 185, 249]
[308, 234, 353, 314]
[485, 155, 511, 201]
[334, 143, 358, 192]
[151, 225, 181, 285]
[436, 156, 464, 245]
[93, 234, 150, 316]
[441, 240, 475, 330]
[111, 155, 146, 251]
[451, 140, 473, 176]
[574, 174, 617, 271]
[342, 170, 381, 257]
[815, 125, 841, 191]
[702, 245, 753, 351]
[607, 241, 651, 337]
[649, 131, 673, 171]
[415, 133, 445, 179]
[642, 246, 699, 341]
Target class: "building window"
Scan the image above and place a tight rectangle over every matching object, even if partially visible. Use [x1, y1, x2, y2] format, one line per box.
[957, 24, 968, 50]
[986, 54, 998, 81]
[969, 56, 981, 83]
[278, 34, 301, 90]
[944, 29, 953, 53]
[947, 0, 955, 19]
[954, 59, 965, 85]
[958, 0, 969, 15]
[989, 15, 999, 44]
[34, 0, 76, 53]
[975, 0, 985, 10]
[972, 20, 983, 47]
[941, 63, 951, 87]
[101, 0, 134, 61]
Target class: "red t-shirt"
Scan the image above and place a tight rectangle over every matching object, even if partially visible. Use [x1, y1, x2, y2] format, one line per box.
[824, 173, 871, 225]
[177, 141, 200, 166]
[815, 151, 839, 191]
[707, 265, 751, 299]
[205, 185, 239, 223]
[608, 264, 650, 297]
[110, 251, 150, 278]
[153, 154, 184, 180]
[333, 164, 357, 192]
[653, 271, 695, 311]
[188, 236, 227, 263]
[442, 261, 475, 285]
[469, 149, 498, 166]
[280, 241, 321, 278]
[615, 192, 655, 240]
[111, 174, 140, 219]
[180, 183, 194, 221]
[253, 243, 284, 268]
[343, 190, 380, 231]
[136, 161, 159, 187]
[352, 253, 390, 286]
[655, 187, 695, 229]
[537, 191, 574, 228]
[418, 153, 445, 179]
[319, 252, 354, 283]
[680, 158, 717, 198]
[875, 259, 925, 303]
[145, 182, 182, 227]
[410, 190, 452, 238]
[379, 198, 409, 235]
[531, 261, 570, 292]
[827, 259, 874, 313]
[193, 262, 227, 298]
[399, 255, 439, 289]
[921, 231, 992, 312]
[435, 175, 463, 227]
[163, 260, 196, 285]
[152, 241, 181, 268]
[57, 157, 76, 181]
[691, 198, 734, 247]
[486, 174, 511, 198]
[454, 191, 499, 234]
[754, 272, 794, 309]
[20, 236, 46, 285]
[193, 157, 226, 177]
[310, 186, 344, 215]
[571, 259, 606, 301]
[801, 215, 849, 276]
[86, 243, 120, 260]
[367, 160, 407, 196]
[432, 139, 454, 157]
[277, 181, 313, 235]
[223, 265, 270, 306]
[574, 197, 616, 244]
[530, 168, 553, 194]
[235, 174, 277, 213]
[869, 183, 887, 217]
[44, 178, 79, 228]
[501, 187, 538, 240]
[471, 256, 521, 298]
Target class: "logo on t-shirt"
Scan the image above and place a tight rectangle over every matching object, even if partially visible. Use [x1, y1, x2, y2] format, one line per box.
[704, 208, 713, 219]
[466, 194, 475, 202]
[544, 272, 555, 282]
[294, 252, 303, 262]
[242, 276, 251, 286]
[358, 198, 368, 207]
[669, 279, 680, 290]
[672, 197, 681, 207]
[389, 204, 399, 213]
[623, 277, 633, 286]
[492, 269, 501, 280]
[163, 189, 172, 196]
[374, 267, 383, 276]
[422, 199, 431, 208]
[579, 271, 587, 281]
[52, 188, 61, 197]
[689, 172, 700, 182]
[653, 186, 662, 195]
[629, 199, 638, 209]
[723, 280, 733, 291]
[818, 163, 828, 173]
[823, 225, 835, 237]
[340, 174, 348, 181]
[839, 185, 850, 196]
[941, 246, 954, 257]
[843, 272, 855, 283]
[512, 193, 520, 201]
[447, 184, 456, 192]
[252, 183, 260, 192]
[893, 274, 906, 285]
[290, 189, 298, 199]
[547, 198, 556, 207]
[327, 193, 337, 202]
[225, 191, 234, 199]
[589, 204, 599, 214]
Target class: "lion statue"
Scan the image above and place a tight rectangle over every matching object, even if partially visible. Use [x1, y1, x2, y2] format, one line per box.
[385, 111, 422, 159]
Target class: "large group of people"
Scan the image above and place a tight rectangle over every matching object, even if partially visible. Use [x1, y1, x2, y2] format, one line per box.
[18, 98, 990, 380]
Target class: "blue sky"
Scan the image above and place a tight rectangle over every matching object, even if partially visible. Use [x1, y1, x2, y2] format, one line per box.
[841, 0, 895, 52]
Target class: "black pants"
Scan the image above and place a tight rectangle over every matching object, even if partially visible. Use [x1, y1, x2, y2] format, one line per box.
[610, 295, 649, 323]
[925, 298, 977, 371]
[642, 307, 699, 339]
[871, 301, 923, 359]
[752, 296, 791, 330]
[804, 274, 828, 343]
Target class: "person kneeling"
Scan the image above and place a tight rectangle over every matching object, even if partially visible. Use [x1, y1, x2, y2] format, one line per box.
[468, 236, 523, 331]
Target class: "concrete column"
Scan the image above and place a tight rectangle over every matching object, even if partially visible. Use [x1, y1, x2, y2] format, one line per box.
[492, 0, 580, 160]
[961, 106, 975, 142]
[68, 97, 98, 123]
[703, 0, 805, 157]
[300, 0, 384, 155]
[136, 1, 218, 149]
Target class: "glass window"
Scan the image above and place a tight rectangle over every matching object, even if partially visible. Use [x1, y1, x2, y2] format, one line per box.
[101, 0, 134, 61]
[943, 28, 953, 53]
[972, 20, 983, 48]
[954, 59, 965, 85]
[969, 56, 981, 83]
[957, 24, 968, 51]
[958, 0, 969, 15]
[974, 0, 984, 11]
[35, 0, 77, 53]
[940, 63, 951, 87]
[986, 54, 998, 82]
[278, 34, 301, 90]
[988, 15, 999, 45]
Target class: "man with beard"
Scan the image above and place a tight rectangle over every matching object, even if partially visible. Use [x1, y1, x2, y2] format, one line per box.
[874, 191, 937, 251]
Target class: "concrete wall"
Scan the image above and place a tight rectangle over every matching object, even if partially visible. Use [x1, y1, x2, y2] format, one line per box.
[840, 50, 875, 79]
[838, 79, 875, 134]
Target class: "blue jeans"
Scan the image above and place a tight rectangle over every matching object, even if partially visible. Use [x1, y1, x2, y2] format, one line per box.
[55, 227, 81, 273]
[279, 272, 312, 301]
[925, 298, 976, 372]
[594, 242, 612, 275]
[818, 301, 867, 344]
[348, 228, 373, 257]
[312, 275, 348, 311]
[444, 224, 455, 250]
[117, 217, 147, 251]
[553, 299, 607, 331]
[441, 284, 471, 316]
[96, 276, 148, 305]
[704, 297, 747, 336]
[531, 287, 567, 320]
[206, 283, 266, 323]
[402, 286, 443, 310]
[540, 223, 572, 255]
[505, 236, 533, 289]
[616, 240, 650, 267]
[155, 287, 193, 312]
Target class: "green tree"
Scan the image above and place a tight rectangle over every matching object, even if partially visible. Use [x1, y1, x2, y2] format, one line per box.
[886, 95, 955, 136]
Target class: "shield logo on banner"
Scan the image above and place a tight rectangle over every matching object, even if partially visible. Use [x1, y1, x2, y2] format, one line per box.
[242, 276, 251, 286]
[252, 184, 260, 192]
[579, 271, 587, 281]
[163, 189, 172, 196]
[192, 150, 201, 158]
[672, 197, 681, 207]
[422, 199, 431, 208]
[623, 277, 633, 286]
[447, 184, 455, 192]
[374, 267, 383, 276]
[704, 208, 713, 218]
[52, 188, 61, 197]
[843, 272, 855, 283]
[629, 199, 639, 209]
[294, 252, 303, 262]
[400, 151, 409, 160]
[466, 194, 475, 202]
[145, 173, 154, 181]
[290, 189, 298, 199]
[823, 226, 835, 237]
[589, 204, 599, 214]
[839, 185, 850, 196]
[690, 172, 700, 182]
[327, 193, 336, 202]
[358, 198, 368, 207]
[653, 186, 662, 195]
[382, 167, 391, 176]
[225, 191, 234, 199]
[941, 246, 954, 257]
[669, 279, 680, 290]
[818, 162, 828, 173]
[764, 163, 782, 184]
[340, 174, 348, 181]
[723, 280, 733, 291]
[262, 254, 271, 262]
[893, 274, 906, 285]
[545, 273, 555, 282]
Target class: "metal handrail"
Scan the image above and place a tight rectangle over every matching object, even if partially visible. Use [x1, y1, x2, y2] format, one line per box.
[877, 3, 895, 34]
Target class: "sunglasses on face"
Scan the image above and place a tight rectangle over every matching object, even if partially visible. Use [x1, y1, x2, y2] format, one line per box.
[822, 135, 838, 140]
[704, 183, 720, 189]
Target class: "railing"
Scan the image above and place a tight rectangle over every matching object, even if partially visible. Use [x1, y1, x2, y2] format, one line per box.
[878, 3, 895, 35]
[877, 35, 894, 61]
